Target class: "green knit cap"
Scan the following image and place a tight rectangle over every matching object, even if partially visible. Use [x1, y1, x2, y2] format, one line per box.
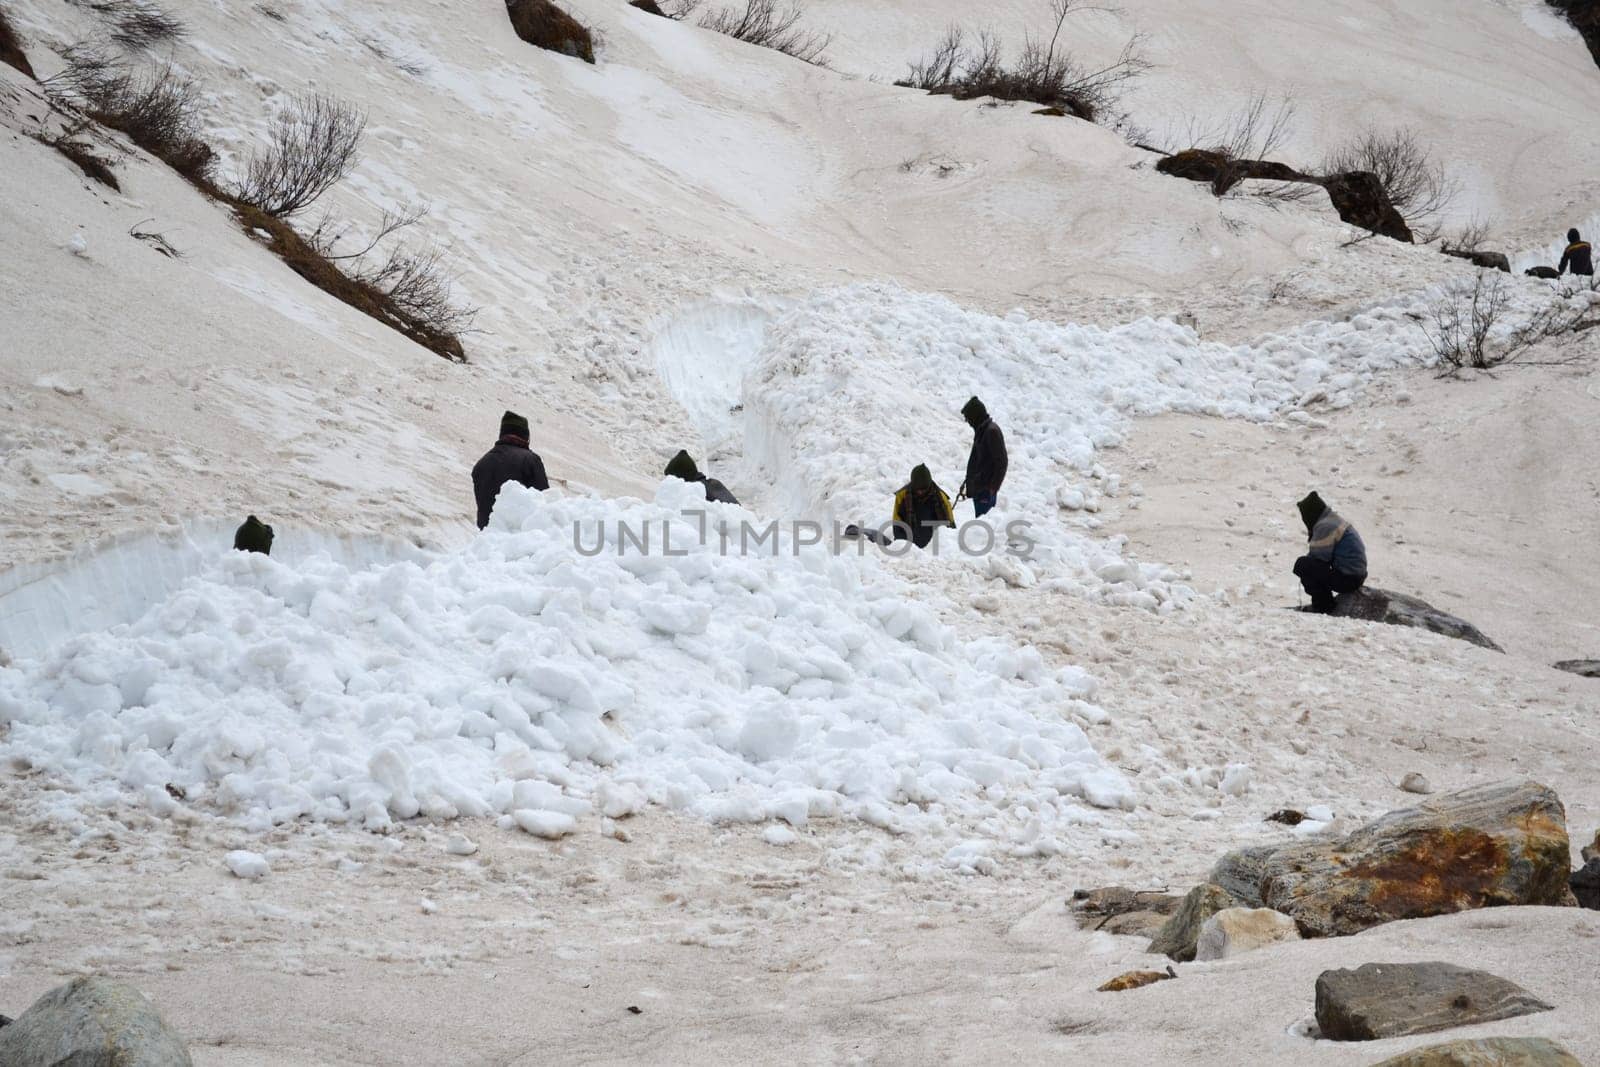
[500, 410, 530, 439]
[664, 450, 700, 481]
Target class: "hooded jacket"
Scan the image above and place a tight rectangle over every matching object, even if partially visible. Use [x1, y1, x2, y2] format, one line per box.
[963, 406, 1008, 496]
[892, 467, 956, 549]
[1559, 239, 1593, 277]
[472, 438, 549, 529]
[1299, 493, 1367, 578]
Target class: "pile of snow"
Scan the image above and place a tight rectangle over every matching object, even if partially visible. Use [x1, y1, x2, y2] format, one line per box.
[0, 480, 1133, 851]
[739, 278, 1577, 604]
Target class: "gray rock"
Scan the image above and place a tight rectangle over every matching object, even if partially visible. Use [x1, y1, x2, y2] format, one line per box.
[1328, 588, 1503, 652]
[1400, 772, 1433, 795]
[1147, 883, 1238, 962]
[1369, 1036, 1582, 1066]
[1070, 886, 1183, 939]
[1553, 660, 1600, 678]
[1208, 845, 1276, 908]
[1258, 780, 1573, 938]
[1572, 858, 1600, 910]
[1442, 249, 1512, 273]
[1315, 962, 1554, 1041]
[1585, 829, 1600, 865]
[0, 977, 192, 1066]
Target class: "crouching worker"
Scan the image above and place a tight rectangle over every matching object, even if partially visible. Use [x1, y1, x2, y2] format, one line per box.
[664, 449, 739, 505]
[233, 515, 274, 555]
[1293, 491, 1367, 613]
[890, 464, 956, 549]
[472, 410, 549, 529]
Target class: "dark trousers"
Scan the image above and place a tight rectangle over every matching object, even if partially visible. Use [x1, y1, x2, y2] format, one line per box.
[971, 492, 997, 518]
[1294, 555, 1365, 613]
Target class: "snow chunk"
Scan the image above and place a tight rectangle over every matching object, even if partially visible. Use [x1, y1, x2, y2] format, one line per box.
[225, 850, 270, 880]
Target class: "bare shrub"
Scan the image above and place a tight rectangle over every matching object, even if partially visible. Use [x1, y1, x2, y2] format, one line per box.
[699, 0, 830, 66]
[1441, 217, 1492, 255]
[1422, 271, 1598, 374]
[900, 2, 1147, 123]
[506, 0, 595, 64]
[50, 52, 216, 183]
[68, 0, 186, 49]
[235, 93, 365, 218]
[1, 4, 36, 77]
[43, 121, 121, 189]
[1322, 127, 1456, 239]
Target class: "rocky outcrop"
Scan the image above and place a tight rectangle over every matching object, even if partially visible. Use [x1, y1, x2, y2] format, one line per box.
[1194, 907, 1301, 960]
[1258, 780, 1572, 938]
[1553, 659, 1600, 678]
[1070, 886, 1182, 938]
[1327, 587, 1503, 652]
[1585, 829, 1599, 864]
[1442, 249, 1512, 273]
[1545, 0, 1600, 70]
[0, 977, 193, 1066]
[1209, 845, 1275, 908]
[1572, 858, 1600, 910]
[628, 0, 669, 14]
[1153, 151, 1413, 242]
[1147, 883, 1239, 961]
[1369, 1037, 1581, 1066]
[0, 7, 36, 78]
[506, 0, 595, 63]
[1314, 962, 1554, 1041]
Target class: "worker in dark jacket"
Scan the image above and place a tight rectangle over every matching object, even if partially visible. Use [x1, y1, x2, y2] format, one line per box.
[891, 464, 956, 549]
[664, 449, 739, 505]
[1559, 229, 1593, 277]
[233, 515, 274, 555]
[1292, 491, 1368, 613]
[959, 397, 1007, 517]
[471, 410, 549, 529]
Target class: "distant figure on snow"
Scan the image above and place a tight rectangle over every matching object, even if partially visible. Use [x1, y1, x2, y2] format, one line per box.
[1559, 229, 1593, 277]
[891, 464, 956, 549]
[959, 397, 1007, 517]
[664, 449, 739, 505]
[472, 410, 549, 529]
[1293, 491, 1367, 614]
[233, 515, 274, 555]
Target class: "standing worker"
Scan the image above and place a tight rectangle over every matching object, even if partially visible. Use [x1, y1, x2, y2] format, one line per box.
[471, 410, 549, 529]
[958, 397, 1007, 518]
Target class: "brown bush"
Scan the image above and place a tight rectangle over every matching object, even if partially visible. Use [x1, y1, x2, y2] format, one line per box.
[51, 137, 121, 189]
[49, 53, 216, 182]
[698, 0, 830, 66]
[235, 93, 365, 218]
[1, 5, 36, 78]
[506, 0, 595, 64]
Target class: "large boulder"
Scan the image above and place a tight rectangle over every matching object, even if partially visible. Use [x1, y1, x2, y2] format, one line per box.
[1147, 883, 1239, 961]
[1369, 1037, 1582, 1066]
[1259, 780, 1572, 938]
[1315, 962, 1553, 1041]
[1194, 907, 1301, 960]
[1553, 659, 1600, 678]
[505, 0, 595, 63]
[1328, 587, 1503, 652]
[1545, 0, 1600, 71]
[1208, 845, 1276, 907]
[1572, 858, 1600, 910]
[1320, 171, 1414, 243]
[0, 977, 192, 1066]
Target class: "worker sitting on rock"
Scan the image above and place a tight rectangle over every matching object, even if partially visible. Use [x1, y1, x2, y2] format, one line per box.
[891, 464, 956, 550]
[233, 515, 274, 555]
[664, 449, 739, 505]
[1559, 229, 1593, 277]
[1292, 491, 1367, 614]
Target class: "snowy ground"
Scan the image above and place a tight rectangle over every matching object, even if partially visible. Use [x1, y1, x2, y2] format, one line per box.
[3, 0, 1600, 1060]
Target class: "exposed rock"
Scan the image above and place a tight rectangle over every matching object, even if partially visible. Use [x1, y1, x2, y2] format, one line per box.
[1315, 962, 1553, 1041]
[1545, 0, 1600, 71]
[505, 0, 595, 63]
[1032, 106, 1067, 117]
[1070, 886, 1182, 938]
[1526, 266, 1562, 279]
[0, 8, 34, 79]
[1321, 171, 1414, 242]
[1148, 883, 1239, 961]
[1327, 587, 1503, 652]
[1208, 845, 1276, 908]
[1097, 968, 1175, 992]
[628, 0, 669, 14]
[1400, 773, 1433, 795]
[0, 977, 193, 1066]
[1194, 907, 1301, 961]
[1553, 659, 1600, 678]
[1572, 858, 1600, 910]
[1585, 829, 1599, 864]
[1369, 1037, 1581, 1066]
[1442, 249, 1512, 273]
[1260, 780, 1572, 938]
[1267, 808, 1306, 825]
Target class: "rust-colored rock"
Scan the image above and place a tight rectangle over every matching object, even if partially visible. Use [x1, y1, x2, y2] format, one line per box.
[1260, 781, 1571, 937]
[1097, 969, 1174, 992]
